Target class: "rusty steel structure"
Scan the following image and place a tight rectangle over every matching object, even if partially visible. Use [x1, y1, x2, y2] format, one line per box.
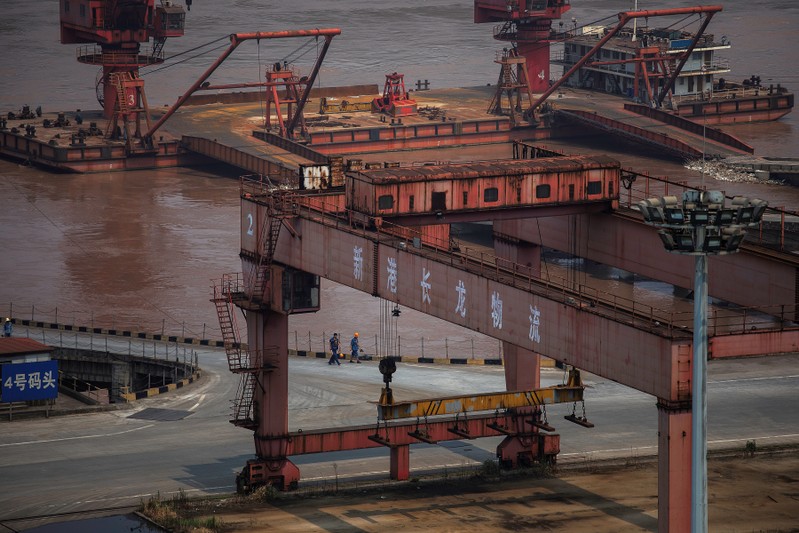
[262, 63, 309, 138]
[377, 367, 586, 421]
[213, 150, 799, 532]
[60, 0, 189, 149]
[475, 3, 726, 118]
[145, 28, 341, 139]
[488, 48, 536, 126]
[475, 0, 572, 93]
[214, 157, 618, 491]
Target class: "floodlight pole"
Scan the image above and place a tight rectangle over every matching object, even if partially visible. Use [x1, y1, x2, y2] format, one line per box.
[639, 191, 767, 533]
[691, 225, 708, 533]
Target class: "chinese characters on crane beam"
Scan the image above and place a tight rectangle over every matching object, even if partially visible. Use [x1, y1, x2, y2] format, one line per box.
[355, 248, 544, 346]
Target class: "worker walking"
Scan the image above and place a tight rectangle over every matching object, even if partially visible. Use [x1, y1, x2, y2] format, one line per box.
[3, 318, 12, 337]
[350, 332, 361, 363]
[328, 333, 341, 366]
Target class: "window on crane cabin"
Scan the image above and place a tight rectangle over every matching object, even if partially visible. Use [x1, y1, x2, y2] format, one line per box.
[378, 195, 394, 211]
[431, 191, 447, 212]
[535, 184, 551, 199]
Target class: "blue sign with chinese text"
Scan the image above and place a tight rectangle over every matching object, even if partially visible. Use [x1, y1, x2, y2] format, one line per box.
[1, 360, 59, 402]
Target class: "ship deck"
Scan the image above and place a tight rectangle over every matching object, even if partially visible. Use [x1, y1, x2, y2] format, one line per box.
[0, 84, 758, 173]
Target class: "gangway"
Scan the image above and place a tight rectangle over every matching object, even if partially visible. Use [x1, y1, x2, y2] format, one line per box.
[554, 108, 751, 159]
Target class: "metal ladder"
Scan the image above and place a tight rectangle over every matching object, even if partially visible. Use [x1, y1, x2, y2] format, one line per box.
[249, 193, 294, 306]
[212, 274, 248, 372]
[231, 345, 278, 429]
[105, 71, 132, 139]
[231, 373, 257, 429]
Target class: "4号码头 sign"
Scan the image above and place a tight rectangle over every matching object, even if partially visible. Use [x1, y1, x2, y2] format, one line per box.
[1, 360, 58, 402]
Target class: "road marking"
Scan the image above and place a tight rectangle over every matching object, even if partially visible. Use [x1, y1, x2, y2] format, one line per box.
[707, 433, 799, 445]
[561, 445, 657, 458]
[177, 392, 200, 400]
[190, 393, 206, 411]
[0, 424, 155, 447]
[710, 374, 799, 384]
[76, 485, 233, 505]
[560, 433, 799, 459]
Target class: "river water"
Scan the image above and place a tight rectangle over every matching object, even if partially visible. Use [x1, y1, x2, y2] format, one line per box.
[0, 0, 797, 356]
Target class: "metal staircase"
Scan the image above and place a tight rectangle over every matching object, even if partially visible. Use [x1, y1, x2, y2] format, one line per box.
[232, 373, 257, 429]
[151, 36, 166, 60]
[212, 273, 261, 428]
[249, 213, 282, 306]
[114, 73, 130, 114]
[105, 72, 130, 139]
[214, 191, 294, 429]
[248, 192, 299, 307]
[212, 274, 249, 372]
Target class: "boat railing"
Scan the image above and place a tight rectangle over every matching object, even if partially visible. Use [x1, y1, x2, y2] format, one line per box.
[671, 84, 784, 105]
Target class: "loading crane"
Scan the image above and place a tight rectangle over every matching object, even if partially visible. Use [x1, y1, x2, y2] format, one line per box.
[475, 0, 573, 93]
[216, 156, 617, 492]
[60, 0, 191, 151]
[144, 28, 341, 141]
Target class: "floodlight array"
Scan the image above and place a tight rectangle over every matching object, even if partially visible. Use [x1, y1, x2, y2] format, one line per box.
[637, 191, 767, 255]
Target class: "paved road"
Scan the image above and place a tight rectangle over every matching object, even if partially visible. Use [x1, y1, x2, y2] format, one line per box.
[1, 334, 797, 528]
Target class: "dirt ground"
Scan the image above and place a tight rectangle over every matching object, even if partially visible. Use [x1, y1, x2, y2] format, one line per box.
[178, 449, 799, 532]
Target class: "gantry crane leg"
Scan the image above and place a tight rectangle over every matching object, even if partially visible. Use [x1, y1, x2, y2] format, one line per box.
[497, 343, 557, 467]
[390, 446, 410, 481]
[240, 308, 300, 490]
[657, 401, 692, 532]
[503, 342, 541, 391]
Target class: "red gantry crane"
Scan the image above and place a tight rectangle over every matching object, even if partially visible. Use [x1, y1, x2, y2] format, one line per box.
[215, 152, 799, 533]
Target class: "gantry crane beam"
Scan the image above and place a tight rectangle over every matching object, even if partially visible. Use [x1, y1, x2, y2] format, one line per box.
[494, 208, 799, 314]
[269, 411, 559, 454]
[242, 192, 691, 402]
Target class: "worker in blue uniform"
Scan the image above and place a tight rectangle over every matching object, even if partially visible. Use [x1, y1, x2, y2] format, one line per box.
[350, 332, 361, 363]
[328, 333, 341, 366]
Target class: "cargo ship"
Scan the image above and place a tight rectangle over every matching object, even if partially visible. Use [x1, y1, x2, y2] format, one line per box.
[477, 1, 792, 125]
[550, 23, 793, 125]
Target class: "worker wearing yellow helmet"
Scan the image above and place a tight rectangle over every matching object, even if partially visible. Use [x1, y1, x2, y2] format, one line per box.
[3, 317, 12, 338]
[350, 332, 361, 363]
